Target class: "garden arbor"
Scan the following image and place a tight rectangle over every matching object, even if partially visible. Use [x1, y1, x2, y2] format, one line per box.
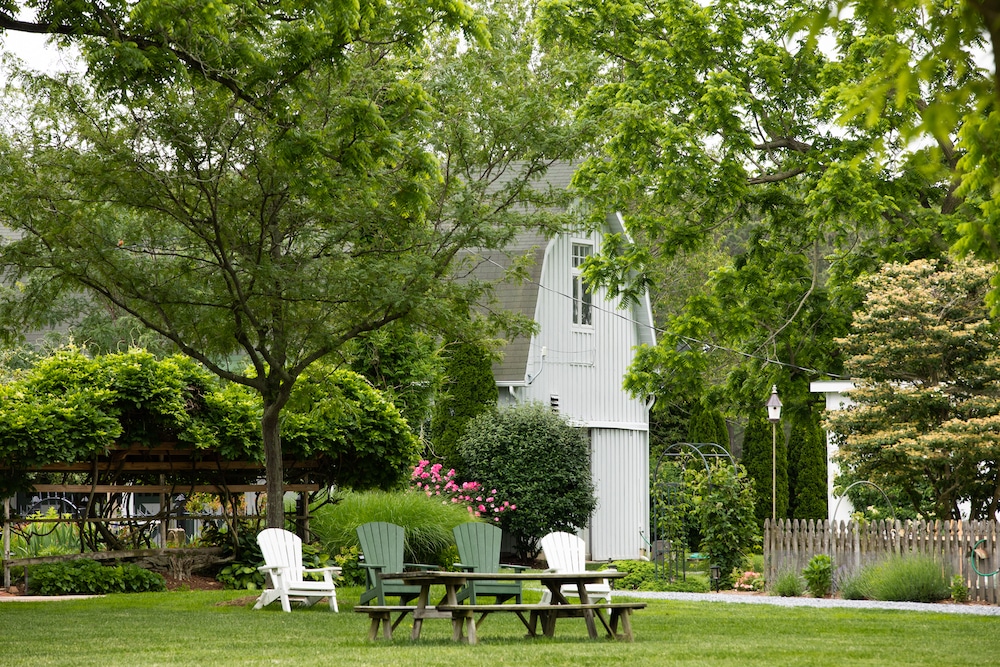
[0, 349, 421, 589]
[650, 442, 735, 581]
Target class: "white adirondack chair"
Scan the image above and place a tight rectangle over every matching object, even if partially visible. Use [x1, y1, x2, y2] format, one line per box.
[253, 528, 341, 612]
[539, 531, 612, 604]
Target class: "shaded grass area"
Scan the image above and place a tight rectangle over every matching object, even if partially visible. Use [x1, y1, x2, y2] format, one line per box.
[2, 586, 998, 666]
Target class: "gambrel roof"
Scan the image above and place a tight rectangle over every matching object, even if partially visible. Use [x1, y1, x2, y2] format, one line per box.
[470, 161, 655, 385]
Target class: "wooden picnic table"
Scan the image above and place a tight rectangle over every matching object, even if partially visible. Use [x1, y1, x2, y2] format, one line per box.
[354, 570, 644, 644]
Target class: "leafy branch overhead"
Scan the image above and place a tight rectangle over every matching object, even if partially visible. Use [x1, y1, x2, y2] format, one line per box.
[0, 348, 420, 496]
[0, 0, 586, 526]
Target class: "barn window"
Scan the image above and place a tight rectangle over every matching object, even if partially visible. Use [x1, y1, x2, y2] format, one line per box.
[572, 243, 593, 326]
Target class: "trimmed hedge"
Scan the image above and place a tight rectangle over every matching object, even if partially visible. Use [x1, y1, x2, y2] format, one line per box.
[29, 559, 166, 595]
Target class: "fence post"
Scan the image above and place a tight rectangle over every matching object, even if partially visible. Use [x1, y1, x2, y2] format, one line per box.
[3, 496, 10, 591]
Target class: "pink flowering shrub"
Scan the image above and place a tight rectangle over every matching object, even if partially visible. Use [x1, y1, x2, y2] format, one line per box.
[734, 570, 765, 591]
[410, 460, 515, 521]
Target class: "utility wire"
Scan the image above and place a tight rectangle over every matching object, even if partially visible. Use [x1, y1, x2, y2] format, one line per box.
[479, 254, 848, 379]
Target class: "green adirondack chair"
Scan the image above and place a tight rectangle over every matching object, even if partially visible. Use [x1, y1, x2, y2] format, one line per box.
[453, 522, 526, 604]
[356, 521, 434, 606]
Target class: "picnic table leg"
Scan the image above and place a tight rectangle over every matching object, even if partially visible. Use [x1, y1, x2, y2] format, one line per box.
[542, 608, 558, 637]
[575, 582, 599, 639]
[411, 584, 431, 640]
[367, 611, 392, 640]
[611, 608, 634, 641]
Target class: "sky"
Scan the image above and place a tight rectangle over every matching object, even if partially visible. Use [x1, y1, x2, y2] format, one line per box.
[1, 29, 80, 73]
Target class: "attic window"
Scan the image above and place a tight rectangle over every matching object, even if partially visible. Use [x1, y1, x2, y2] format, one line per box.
[572, 243, 593, 327]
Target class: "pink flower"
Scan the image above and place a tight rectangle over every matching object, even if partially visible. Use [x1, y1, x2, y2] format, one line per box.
[477, 504, 486, 512]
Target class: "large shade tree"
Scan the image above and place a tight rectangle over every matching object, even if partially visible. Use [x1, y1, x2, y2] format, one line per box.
[825, 258, 1000, 520]
[535, 0, 979, 419]
[0, 0, 586, 526]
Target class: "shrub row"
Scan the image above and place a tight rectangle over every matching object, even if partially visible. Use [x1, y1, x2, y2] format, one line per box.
[769, 553, 952, 603]
[29, 559, 166, 595]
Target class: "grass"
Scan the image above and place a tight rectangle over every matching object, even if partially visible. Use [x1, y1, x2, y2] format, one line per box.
[2, 586, 999, 666]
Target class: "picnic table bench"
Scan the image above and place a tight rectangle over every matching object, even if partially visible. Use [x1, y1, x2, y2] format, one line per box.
[354, 570, 644, 644]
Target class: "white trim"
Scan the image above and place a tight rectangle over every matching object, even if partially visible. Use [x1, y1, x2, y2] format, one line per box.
[567, 420, 649, 431]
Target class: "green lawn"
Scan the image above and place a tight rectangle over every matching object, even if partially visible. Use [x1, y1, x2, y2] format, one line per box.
[2, 587, 997, 666]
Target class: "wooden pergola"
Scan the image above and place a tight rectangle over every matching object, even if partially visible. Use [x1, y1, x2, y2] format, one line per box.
[2, 441, 325, 590]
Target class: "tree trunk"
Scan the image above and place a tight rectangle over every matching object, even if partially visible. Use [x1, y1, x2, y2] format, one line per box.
[262, 398, 285, 529]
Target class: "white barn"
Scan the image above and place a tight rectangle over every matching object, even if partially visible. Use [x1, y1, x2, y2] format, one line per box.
[475, 163, 656, 561]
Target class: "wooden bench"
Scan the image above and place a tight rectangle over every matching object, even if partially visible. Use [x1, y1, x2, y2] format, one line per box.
[435, 601, 647, 643]
[353, 605, 418, 640]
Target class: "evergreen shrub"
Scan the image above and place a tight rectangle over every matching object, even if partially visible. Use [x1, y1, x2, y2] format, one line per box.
[29, 559, 165, 595]
[460, 402, 597, 559]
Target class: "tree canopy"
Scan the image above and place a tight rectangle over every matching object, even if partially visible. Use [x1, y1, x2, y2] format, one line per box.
[0, 0, 586, 525]
[535, 0, 977, 420]
[825, 258, 1000, 520]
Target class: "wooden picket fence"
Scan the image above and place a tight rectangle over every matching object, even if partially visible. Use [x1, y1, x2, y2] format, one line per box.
[763, 519, 1000, 604]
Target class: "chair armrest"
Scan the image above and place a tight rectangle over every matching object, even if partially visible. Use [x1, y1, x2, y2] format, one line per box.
[258, 565, 282, 574]
[359, 562, 384, 570]
[403, 563, 439, 571]
[454, 563, 475, 572]
[500, 563, 528, 572]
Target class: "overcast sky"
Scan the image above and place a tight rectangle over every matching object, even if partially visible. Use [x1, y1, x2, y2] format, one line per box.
[2, 30, 79, 73]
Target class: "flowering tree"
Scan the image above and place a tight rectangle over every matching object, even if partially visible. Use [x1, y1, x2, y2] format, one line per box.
[410, 460, 515, 522]
[826, 258, 1000, 519]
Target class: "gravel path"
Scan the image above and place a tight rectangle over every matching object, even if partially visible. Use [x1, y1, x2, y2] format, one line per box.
[622, 590, 1000, 616]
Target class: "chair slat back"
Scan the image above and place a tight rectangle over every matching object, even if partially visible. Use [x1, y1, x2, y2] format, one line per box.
[540, 531, 586, 573]
[356, 521, 406, 576]
[257, 528, 305, 584]
[453, 522, 502, 573]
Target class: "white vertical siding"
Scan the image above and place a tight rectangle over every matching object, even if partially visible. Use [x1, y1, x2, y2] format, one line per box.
[519, 231, 650, 427]
[589, 428, 649, 560]
[513, 230, 651, 560]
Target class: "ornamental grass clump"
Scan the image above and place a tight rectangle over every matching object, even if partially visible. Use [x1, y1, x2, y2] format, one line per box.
[309, 490, 473, 566]
[770, 569, 805, 597]
[838, 554, 951, 602]
[864, 554, 951, 602]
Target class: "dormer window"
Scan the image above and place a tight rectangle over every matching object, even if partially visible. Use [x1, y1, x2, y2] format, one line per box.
[572, 243, 593, 327]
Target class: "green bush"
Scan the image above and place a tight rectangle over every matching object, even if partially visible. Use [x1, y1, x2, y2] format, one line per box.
[460, 402, 597, 559]
[29, 559, 165, 595]
[838, 555, 951, 602]
[687, 461, 760, 589]
[864, 555, 951, 602]
[333, 546, 366, 587]
[951, 574, 969, 603]
[770, 570, 805, 597]
[802, 554, 833, 598]
[609, 560, 710, 592]
[310, 490, 474, 566]
[837, 567, 874, 600]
